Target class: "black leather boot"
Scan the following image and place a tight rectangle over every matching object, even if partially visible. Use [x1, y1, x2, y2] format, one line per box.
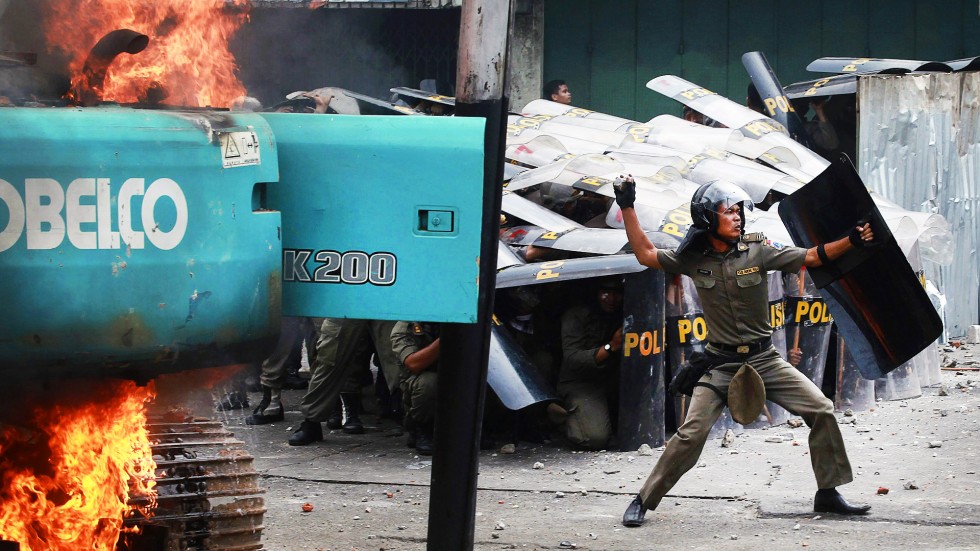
[622, 494, 647, 527]
[813, 488, 871, 515]
[245, 387, 284, 425]
[415, 426, 434, 456]
[326, 400, 343, 430]
[288, 419, 323, 446]
[341, 392, 364, 434]
[216, 389, 249, 411]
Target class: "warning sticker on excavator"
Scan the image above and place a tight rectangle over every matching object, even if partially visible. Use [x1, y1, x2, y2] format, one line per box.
[219, 130, 261, 168]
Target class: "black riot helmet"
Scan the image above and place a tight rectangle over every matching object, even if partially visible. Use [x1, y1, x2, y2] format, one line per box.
[689, 180, 754, 232]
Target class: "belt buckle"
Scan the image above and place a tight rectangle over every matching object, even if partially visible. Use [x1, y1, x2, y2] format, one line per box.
[736, 345, 750, 354]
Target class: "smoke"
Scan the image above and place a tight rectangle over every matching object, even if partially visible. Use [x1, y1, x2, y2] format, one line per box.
[231, 8, 414, 107]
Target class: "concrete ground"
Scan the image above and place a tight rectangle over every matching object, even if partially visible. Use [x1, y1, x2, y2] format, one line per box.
[208, 342, 980, 550]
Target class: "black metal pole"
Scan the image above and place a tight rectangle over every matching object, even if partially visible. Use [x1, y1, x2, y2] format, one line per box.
[426, 1, 513, 549]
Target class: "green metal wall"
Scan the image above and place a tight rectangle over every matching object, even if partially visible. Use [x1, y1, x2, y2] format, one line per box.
[543, 0, 980, 121]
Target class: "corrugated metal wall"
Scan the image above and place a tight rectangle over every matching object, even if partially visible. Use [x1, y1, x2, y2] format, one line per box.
[543, 0, 980, 121]
[858, 73, 980, 337]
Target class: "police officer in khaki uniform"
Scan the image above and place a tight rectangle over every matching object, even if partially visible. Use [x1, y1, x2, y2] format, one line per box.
[556, 278, 624, 450]
[288, 318, 399, 446]
[390, 321, 441, 455]
[615, 177, 874, 527]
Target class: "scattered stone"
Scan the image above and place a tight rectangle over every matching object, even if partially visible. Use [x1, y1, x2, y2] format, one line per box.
[638, 444, 655, 456]
[397, 525, 407, 530]
[555, 491, 566, 498]
[840, 417, 857, 424]
[765, 436, 785, 443]
[494, 521, 506, 530]
[876, 487, 889, 495]
[787, 418, 804, 428]
[533, 462, 545, 470]
[793, 523, 801, 530]
[844, 409, 854, 417]
[580, 490, 588, 496]
[928, 441, 943, 448]
[938, 385, 950, 396]
[491, 533, 500, 539]
[730, 535, 739, 540]
[903, 481, 919, 490]
[558, 541, 576, 549]
[721, 429, 736, 448]
[500, 443, 516, 454]
[603, 469, 621, 475]
[353, 515, 361, 520]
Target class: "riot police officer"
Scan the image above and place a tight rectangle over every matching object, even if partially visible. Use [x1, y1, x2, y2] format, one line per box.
[390, 321, 441, 455]
[615, 176, 874, 527]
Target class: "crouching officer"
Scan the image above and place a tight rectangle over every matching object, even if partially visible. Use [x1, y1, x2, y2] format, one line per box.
[390, 321, 441, 455]
[615, 176, 874, 527]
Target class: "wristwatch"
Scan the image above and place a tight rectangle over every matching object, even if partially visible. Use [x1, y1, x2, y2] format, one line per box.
[603, 343, 612, 353]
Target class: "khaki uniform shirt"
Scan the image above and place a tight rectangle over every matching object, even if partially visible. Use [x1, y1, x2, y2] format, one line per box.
[391, 321, 440, 373]
[657, 233, 806, 346]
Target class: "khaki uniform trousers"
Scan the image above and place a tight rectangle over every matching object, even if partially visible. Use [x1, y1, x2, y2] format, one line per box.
[557, 380, 612, 451]
[301, 318, 398, 422]
[259, 316, 316, 390]
[401, 370, 438, 430]
[639, 346, 853, 510]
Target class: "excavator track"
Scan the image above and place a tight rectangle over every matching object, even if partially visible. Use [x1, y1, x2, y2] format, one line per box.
[123, 412, 266, 551]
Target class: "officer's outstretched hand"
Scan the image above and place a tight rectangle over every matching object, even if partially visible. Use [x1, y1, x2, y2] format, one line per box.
[613, 175, 636, 209]
[848, 220, 876, 247]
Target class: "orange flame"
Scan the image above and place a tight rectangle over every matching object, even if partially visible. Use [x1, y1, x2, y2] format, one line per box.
[42, 0, 250, 107]
[0, 380, 157, 551]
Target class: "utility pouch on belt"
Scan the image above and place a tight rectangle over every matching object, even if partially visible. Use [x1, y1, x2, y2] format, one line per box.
[669, 351, 726, 398]
[728, 363, 766, 425]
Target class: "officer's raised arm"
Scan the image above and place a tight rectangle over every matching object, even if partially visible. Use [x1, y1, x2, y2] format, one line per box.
[803, 221, 875, 268]
[615, 176, 663, 270]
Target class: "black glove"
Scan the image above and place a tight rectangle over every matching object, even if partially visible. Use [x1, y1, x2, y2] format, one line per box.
[848, 219, 874, 247]
[613, 177, 635, 209]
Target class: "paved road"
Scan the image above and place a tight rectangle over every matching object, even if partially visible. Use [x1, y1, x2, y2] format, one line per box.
[205, 343, 980, 550]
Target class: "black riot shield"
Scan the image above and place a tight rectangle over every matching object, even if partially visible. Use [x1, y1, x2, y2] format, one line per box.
[785, 74, 857, 100]
[618, 268, 667, 450]
[805, 57, 951, 74]
[487, 321, 558, 410]
[777, 155, 943, 379]
[784, 269, 833, 388]
[742, 51, 811, 148]
[832, 333, 876, 412]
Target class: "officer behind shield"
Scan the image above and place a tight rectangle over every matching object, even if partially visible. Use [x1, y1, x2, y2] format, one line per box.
[615, 176, 875, 527]
[543, 79, 572, 105]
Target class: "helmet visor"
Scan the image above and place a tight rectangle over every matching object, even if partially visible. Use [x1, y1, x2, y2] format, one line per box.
[699, 181, 755, 215]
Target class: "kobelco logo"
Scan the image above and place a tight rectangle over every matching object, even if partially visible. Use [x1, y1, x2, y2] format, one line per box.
[0, 177, 188, 253]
